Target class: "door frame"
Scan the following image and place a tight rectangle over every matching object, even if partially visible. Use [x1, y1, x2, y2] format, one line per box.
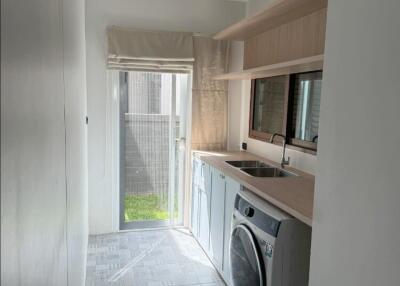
[183, 71, 193, 228]
[108, 70, 121, 233]
[109, 70, 193, 231]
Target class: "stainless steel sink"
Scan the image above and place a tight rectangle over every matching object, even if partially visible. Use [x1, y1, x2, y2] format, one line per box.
[240, 167, 297, 178]
[226, 160, 270, 168]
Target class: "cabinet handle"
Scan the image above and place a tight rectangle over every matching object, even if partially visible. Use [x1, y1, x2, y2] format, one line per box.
[220, 174, 225, 179]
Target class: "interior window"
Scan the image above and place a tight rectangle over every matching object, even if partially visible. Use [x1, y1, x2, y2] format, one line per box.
[288, 71, 322, 143]
[250, 75, 288, 139]
[249, 71, 322, 153]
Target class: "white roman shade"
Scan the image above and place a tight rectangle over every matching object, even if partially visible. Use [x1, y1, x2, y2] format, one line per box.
[107, 26, 194, 73]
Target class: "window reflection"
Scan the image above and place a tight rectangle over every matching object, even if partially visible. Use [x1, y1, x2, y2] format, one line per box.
[252, 75, 287, 135]
[290, 71, 322, 142]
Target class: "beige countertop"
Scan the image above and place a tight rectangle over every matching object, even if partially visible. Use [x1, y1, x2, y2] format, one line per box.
[193, 150, 314, 226]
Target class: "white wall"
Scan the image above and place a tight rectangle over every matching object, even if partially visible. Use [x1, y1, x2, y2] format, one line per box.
[63, 0, 89, 284]
[1, 0, 88, 284]
[309, 1, 400, 285]
[227, 41, 244, 151]
[86, 0, 246, 234]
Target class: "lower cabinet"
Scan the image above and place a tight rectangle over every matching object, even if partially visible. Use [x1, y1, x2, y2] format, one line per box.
[192, 159, 211, 252]
[191, 158, 201, 238]
[209, 167, 226, 272]
[191, 185, 199, 238]
[191, 158, 240, 286]
[198, 188, 210, 251]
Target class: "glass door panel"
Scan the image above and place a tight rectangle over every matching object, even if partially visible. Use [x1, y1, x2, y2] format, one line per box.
[119, 71, 188, 229]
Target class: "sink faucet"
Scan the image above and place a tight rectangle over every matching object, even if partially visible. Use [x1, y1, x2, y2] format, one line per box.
[270, 133, 290, 168]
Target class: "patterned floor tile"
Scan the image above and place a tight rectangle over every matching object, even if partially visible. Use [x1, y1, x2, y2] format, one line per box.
[86, 228, 226, 286]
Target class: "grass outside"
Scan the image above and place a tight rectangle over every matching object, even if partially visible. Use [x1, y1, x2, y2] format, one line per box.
[124, 194, 169, 221]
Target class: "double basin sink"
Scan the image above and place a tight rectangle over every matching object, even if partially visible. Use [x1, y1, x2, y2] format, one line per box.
[226, 160, 297, 178]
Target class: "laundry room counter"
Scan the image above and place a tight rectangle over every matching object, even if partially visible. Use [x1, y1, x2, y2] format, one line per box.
[192, 150, 314, 226]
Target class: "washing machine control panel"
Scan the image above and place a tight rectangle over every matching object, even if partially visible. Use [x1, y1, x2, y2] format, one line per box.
[235, 195, 281, 237]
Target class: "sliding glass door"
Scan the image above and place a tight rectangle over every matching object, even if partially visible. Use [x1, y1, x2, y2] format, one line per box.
[119, 71, 189, 229]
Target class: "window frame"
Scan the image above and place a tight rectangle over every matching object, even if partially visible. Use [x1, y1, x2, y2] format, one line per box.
[248, 75, 290, 144]
[248, 70, 322, 154]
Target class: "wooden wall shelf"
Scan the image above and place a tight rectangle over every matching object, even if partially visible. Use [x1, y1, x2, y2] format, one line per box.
[214, 55, 324, 80]
[214, 0, 328, 41]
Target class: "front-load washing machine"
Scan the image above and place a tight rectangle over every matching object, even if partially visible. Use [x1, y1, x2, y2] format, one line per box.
[230, 187, 311, 286]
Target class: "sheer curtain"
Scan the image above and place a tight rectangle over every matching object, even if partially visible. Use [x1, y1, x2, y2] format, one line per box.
[191, 37, 230, 151]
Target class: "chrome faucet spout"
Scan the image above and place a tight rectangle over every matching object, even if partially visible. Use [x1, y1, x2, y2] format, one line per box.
[269, 133, 290, 168]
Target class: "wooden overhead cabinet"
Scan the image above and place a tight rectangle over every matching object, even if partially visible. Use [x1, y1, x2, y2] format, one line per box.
[213, 0, 328, 80]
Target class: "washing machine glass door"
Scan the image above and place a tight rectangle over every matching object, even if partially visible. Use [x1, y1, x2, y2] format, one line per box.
[230, 224, 264, 286]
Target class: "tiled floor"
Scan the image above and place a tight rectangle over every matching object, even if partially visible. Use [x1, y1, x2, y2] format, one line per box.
[86, 228, 226, 286]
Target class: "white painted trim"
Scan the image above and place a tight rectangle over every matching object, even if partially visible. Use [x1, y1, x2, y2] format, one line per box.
[107, 71, 121, 233]
[109, 71, 192, 231]
[183, 71, 193, 228]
